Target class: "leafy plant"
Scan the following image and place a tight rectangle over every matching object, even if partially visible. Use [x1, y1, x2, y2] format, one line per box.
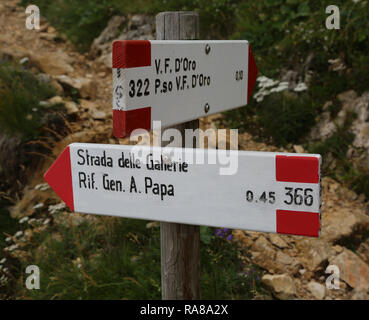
[4, 212, 260, 299]
[19, 0, 241, 50]
[0, 63, 57, 141]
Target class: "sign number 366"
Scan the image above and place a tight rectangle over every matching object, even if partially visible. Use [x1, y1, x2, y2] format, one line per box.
[284, 187, 314, 206]
[245, 187, 314, 207]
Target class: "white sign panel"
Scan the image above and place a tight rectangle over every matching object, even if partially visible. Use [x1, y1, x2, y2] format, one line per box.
[112, 40, 258, 137]
[44, 143, 321, 237]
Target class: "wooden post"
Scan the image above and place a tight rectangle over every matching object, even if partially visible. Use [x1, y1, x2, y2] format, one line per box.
[156, 11, 201, 300]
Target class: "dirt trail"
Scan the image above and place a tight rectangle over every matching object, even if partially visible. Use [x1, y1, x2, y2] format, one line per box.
[0, 0, 112, 112]
[1, 0, 369, 300]
[0, 0, 116, 179]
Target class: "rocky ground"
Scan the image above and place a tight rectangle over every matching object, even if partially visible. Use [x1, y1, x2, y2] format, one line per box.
[0, 0, 368, 300]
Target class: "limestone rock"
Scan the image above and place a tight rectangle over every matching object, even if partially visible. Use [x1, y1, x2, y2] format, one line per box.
[309, 110, 336, 140]
[262, 274, 296, 300]
[251, 236, 277, 273]
[337, 90, 358, 104]
[90, 14, 155, 69]
[293, 145, 305, 154]
[295, 239, 334, 271]
[349, 92, 369, 159]
[30, 50, 74, 76]
[80, 99, 97, 111]
[47, 96, 63, 105]
[310, 91, 369, 164]
[321, 207, 369, 243]
[90, 110, 106, 121]
[56, 75, 98, 99]
[276, 251, 295, 266]
[64, 101, 79, 115]
[357, 242, 369, 265]
[268, 234, 289, 249]
[39, 33, 59, 41]
[329, 249, 369, 292]
[350, 289, 369, 300]
[90, 16, 127, 57]
[307, 281, 326, 299]
[232, 230, 254, 248]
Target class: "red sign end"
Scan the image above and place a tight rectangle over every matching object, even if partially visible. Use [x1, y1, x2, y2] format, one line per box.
[44, 146, 75, 212]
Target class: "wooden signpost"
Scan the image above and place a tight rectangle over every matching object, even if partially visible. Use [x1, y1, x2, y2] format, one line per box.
[156, 12, 201, 300]
[43, 11, 322, 301]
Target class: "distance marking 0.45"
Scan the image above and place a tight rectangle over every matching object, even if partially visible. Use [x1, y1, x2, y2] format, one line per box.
[44, 143, 321, 237]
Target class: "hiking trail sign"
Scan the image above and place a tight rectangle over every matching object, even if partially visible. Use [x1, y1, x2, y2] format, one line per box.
[44, 143, 322, 237]
[112, 40, 258, 138]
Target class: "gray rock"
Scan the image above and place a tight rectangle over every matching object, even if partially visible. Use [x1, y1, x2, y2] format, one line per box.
[55, 75, 97, 99]
[276, 251, 295, 266]
[321, 207, 369, 243]
[309, 110, 336, 141]
[309, 91, 369, 164]
[329, 249, 369, 292]
[262, 274, 296, 300]
[251, 236, 277, 273]
[350, 288, 369, 300]
[31, 49, 74, 76]
[64, 101, 79, 115]
[90, 110, 106, 120]
[47, 96, 64, 105]
[307, 281, 326, 299]
[90, 16, 127, 57]
[90, 14, 155, 69]
[357, 242, 369, 265]
[337, 90, 358, 104]
[268, 234, 289, 249]
[295, 239, 335, 271]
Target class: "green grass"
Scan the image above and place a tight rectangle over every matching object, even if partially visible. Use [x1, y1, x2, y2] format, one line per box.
[224, 0, 369, 143]
[0, 199, 19, 299]
[344, 168, 369, 200]
[0, 202, 18, 253]
[225, 92, 318, 146]
[0, 62, 58, 141]
[5, 212, 264, 300]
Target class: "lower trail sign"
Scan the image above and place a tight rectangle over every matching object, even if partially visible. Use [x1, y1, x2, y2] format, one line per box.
[44, 143, 321, 237]
[112, 40, 258, 137]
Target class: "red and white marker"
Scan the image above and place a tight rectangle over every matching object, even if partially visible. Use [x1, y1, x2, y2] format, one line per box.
[44, 143, 321, 237]
[112, 40, 258, 137]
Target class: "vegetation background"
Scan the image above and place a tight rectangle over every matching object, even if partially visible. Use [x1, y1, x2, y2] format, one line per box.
[0, 0, 368, 299]
[15, 0, 369, 196]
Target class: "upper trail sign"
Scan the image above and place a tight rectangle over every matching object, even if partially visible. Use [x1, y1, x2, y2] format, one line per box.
[112, 40, 258, 138]
[44, 143, 321, 237]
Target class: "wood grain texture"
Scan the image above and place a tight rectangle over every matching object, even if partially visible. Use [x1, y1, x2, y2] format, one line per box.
[156, 11, 201, 300]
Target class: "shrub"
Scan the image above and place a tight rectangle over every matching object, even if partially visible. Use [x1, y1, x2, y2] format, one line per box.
[20, 0, 241, 50]
[0, 63, 56, 141]
[6, 216, 262, 299]
[224, 0, 369, 145]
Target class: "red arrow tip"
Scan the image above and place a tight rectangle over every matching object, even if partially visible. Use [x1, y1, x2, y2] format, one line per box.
[248, 46, 258, 102]
[44, 146, 74, 211]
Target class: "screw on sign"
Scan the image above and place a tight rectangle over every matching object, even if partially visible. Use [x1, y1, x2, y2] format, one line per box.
[112, 39, 258, 138]
[44, 143, 322, 238]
